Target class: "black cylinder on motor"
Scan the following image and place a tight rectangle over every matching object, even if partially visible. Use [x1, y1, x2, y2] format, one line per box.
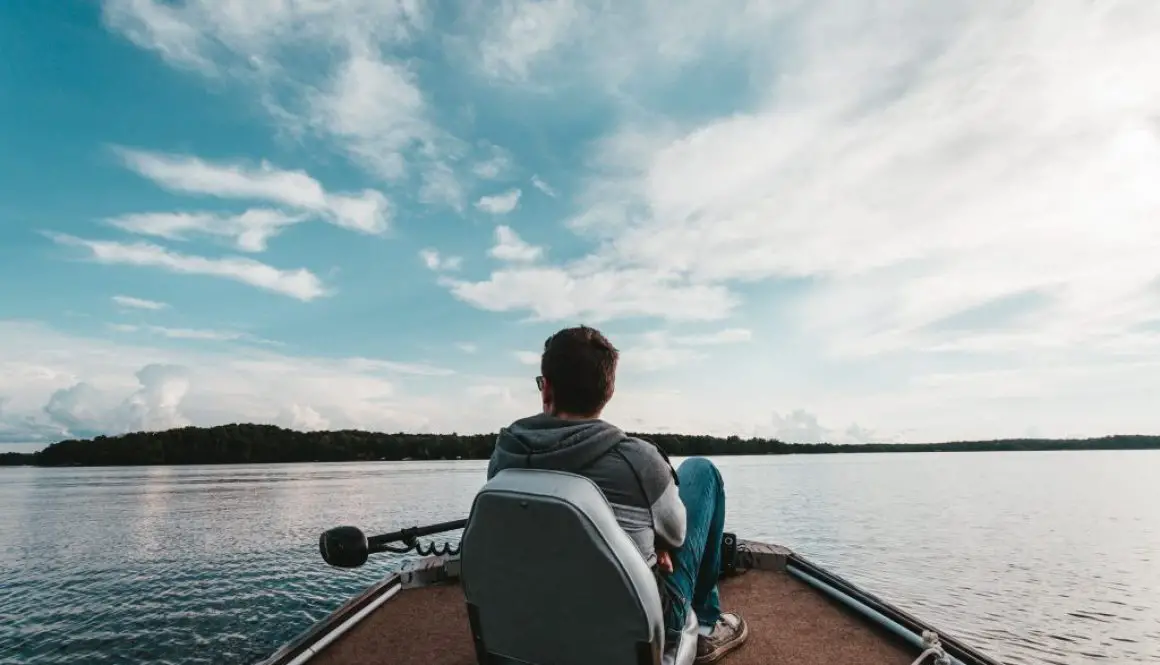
[320, 525, 369, 568]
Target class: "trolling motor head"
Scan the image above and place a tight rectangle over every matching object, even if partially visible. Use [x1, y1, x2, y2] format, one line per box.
[320, 525, 370, 568]
[319, 518, 469, 568]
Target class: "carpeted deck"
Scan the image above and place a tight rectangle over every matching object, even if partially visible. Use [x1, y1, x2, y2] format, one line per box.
[311, 569, 915, 665]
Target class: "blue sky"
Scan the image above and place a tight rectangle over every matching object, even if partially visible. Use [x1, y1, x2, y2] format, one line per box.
[2, 0, 1159, 450]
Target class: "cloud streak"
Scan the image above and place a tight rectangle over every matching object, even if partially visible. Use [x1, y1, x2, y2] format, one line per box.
[442, 265, 736, 322]
[110, 324, 268, 344]
[52, 234, 327, 301]
[530, 175, 556, 197]
[112, 295, 168, 311]
[106, 209, 306, 253]
[114, 147, 390, 234]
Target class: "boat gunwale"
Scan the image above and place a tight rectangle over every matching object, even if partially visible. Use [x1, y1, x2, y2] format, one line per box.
[786, 552, 1001, 665]
[257, 573, 403, 665]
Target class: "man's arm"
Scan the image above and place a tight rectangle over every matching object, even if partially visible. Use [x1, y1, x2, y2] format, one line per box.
[650, 475, 686, 550]
[620, 438, 686, 551]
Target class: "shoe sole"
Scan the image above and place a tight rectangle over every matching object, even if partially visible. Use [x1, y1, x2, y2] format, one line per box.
[693, 618, 750, 664]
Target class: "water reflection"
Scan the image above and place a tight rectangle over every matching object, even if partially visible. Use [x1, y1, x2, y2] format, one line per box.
[709, 452, 1160, 665]
[0, 451, 1157, 665]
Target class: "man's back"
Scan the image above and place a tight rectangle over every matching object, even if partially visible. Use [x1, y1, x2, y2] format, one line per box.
[488, 412, 686, 568]
[491, 325, 749, 662]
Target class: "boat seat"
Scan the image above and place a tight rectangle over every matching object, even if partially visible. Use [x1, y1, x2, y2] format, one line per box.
[460, 468, 698, 665]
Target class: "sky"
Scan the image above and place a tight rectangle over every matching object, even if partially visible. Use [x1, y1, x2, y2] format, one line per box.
[2, 0, 1159, 451]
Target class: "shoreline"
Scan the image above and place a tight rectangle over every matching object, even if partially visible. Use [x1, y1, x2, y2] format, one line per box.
[2, 424, 1158, 468]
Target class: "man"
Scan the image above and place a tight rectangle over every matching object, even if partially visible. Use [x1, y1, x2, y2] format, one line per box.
[487, 325, 749, 664]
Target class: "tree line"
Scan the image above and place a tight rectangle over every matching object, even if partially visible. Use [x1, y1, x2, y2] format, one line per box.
[1, 424, 1158, 467]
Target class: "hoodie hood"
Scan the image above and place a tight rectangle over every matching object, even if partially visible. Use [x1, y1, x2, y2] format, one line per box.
[489, 412, 628, 476]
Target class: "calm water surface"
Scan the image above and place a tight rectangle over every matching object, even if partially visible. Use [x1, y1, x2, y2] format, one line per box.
[1, 451, 1158, 665]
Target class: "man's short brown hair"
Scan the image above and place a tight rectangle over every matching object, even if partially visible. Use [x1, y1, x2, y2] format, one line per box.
[541, 325, 619, 416]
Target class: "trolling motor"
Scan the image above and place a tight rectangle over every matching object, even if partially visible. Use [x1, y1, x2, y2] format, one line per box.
[321, 517, 741, 579]
[319, 518, 469, 568]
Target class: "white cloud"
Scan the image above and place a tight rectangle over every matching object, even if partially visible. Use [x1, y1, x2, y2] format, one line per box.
[110, 324, 259, 343]
[616, 328, 752, 372]
[620, 343, 700, 373]
[530, 175, 556, 197]
[473, 145, 514, 180]
[100, 0, 428, 77]
[760, 409, 876, 445]
[0, 320, 502, 445]
[672, 328, 752, 345]
[456, 342, 478, 353]
[117, 364, 192, 432]
[112, 295, 168, 311]
[475, 189, 522, 215]
[51, 234, 327, 301]
[469, 0, 787, 92]
[513, 351, 540, 366]
[418, 161, 467, 211]
[100, 0, 216, 73]
[476, 0, 581, 81]
[106, 209, 306, 253]
[449, 0, 1160, 366]
[441, 265, 735, 322]
[285, 403, 330, 432]
[43, 382, 110, 438]
[37, 363, 192, 437]
[343, 358, 456, 377]
[306, 51, 433, 181]
[115, 147, 311, 205]
[323, 190, 393, 234]
[488, 225, 543, 263]
[511, 327, 750, 374]
[420, 249, 463, 272]
[101, 2, 461, 209]
[113, 147, 390, 235]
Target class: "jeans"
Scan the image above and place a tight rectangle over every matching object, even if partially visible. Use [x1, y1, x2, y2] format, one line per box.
[660, 457, 726, 635]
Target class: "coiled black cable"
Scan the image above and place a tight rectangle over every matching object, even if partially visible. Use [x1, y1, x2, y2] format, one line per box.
[381, 536, 461, 556]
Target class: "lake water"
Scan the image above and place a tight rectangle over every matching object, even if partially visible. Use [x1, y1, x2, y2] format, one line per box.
[1, 451, 1158, 665]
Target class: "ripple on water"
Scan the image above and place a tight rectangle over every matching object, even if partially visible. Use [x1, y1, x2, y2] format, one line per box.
[1, 454, 1159, 665]
[1, 549, 399, 665]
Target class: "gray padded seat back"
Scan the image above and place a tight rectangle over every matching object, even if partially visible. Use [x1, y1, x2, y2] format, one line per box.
[461, 468, 664, 665]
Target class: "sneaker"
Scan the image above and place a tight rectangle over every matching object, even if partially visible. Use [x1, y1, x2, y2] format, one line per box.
[694, 612, 749, 664]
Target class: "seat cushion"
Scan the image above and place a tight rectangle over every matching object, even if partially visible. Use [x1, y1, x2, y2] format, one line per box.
[461, 468, 665, 665]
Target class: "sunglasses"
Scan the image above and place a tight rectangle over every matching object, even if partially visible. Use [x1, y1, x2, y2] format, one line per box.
[535, 375, 544, 391]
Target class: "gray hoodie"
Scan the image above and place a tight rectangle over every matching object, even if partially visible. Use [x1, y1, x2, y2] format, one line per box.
[487, 412, 686, 567]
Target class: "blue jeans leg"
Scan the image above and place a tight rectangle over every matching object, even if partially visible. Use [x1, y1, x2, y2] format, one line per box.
[667, 457, 725, 628]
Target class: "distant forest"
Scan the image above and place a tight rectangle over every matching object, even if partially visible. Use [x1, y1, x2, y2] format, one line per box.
[1, 424, 1158, 467]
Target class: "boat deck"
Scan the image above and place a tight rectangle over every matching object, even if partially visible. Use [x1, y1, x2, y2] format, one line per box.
[310, 568, 915, 665]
